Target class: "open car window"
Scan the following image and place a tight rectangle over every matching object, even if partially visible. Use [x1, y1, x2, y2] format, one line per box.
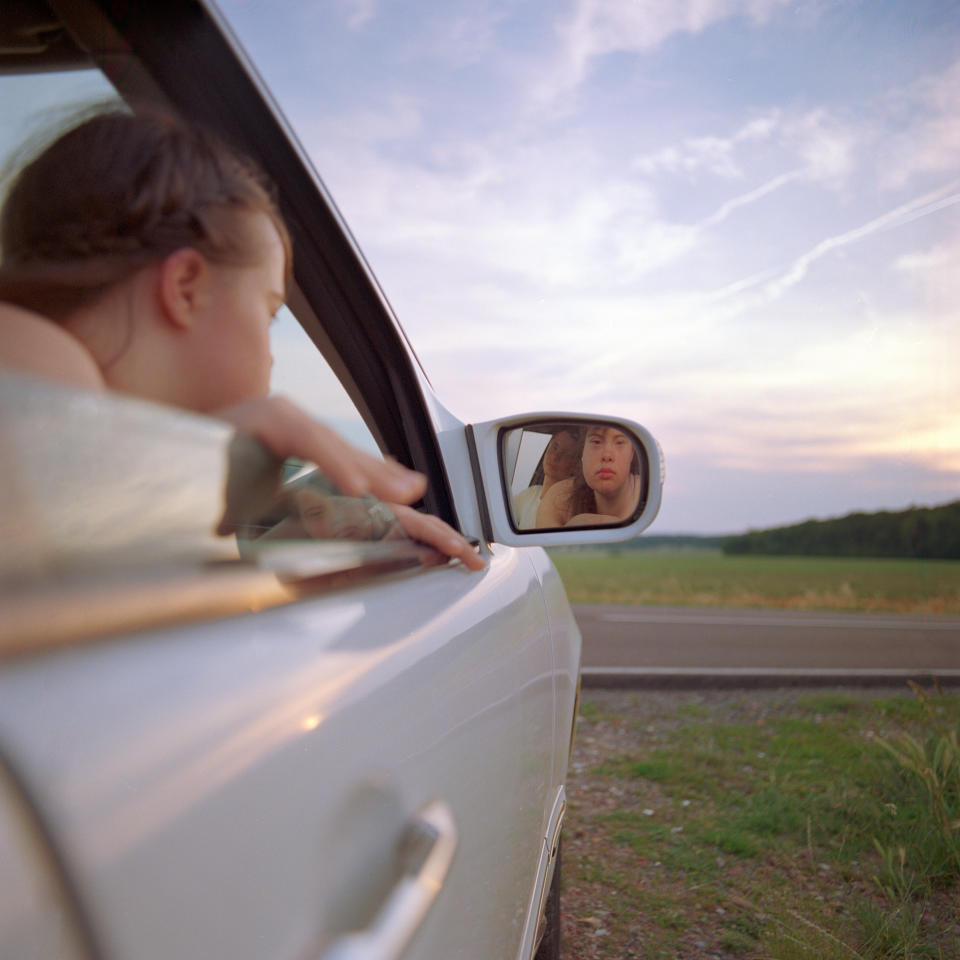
[0, 370, 436, 656]
[0, 58, 440, 654]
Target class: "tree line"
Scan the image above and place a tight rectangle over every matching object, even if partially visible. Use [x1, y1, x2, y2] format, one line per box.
[722, 499, 960, 559]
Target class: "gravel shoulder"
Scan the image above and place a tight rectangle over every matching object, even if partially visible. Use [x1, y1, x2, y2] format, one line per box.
[559, 685, 959, 960]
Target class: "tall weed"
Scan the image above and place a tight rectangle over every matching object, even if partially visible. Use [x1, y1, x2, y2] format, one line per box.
[874, 684, 960, 895]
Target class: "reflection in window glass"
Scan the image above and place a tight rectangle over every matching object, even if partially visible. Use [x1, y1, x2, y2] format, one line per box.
[0, 71, 120, 173]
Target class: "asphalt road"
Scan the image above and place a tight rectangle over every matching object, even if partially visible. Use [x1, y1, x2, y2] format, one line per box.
[573, 604, 960, 687]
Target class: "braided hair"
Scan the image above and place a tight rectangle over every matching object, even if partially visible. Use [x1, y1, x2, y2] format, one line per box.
[0, 109, 291, 322]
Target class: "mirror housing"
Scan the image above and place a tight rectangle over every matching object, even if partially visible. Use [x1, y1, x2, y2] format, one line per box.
[466, 413, 663, 547]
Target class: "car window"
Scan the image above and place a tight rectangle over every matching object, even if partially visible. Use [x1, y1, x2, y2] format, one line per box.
[1, 68, 378, 458]
[0, 63, 418, 584]
[0, 69, 119, 169]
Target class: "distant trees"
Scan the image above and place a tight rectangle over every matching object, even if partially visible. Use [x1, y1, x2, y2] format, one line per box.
[722, 500, 960, 559]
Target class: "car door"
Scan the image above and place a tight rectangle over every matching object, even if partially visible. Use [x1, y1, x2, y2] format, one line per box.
[0, 536, 558, 960]
[0, 4, 574, 958]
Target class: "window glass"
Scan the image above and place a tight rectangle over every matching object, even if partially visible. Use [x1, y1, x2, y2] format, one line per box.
[1, 65, 389, 558]
[1, 68, 378, 462]
[0, 70, 119, 174]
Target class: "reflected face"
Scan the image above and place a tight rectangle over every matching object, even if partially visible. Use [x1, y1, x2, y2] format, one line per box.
[582, 427, 634, 495]
[543, 430, 579, 481]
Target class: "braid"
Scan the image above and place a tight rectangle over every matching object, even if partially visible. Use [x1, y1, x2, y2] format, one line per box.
[0, 108, 290, 321]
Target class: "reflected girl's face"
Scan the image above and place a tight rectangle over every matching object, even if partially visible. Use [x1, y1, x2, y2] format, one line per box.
[581, 427, 634, 495]
[543, 430, 579, 481]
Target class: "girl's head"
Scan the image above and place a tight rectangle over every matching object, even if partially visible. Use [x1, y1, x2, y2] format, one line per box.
[566, 425, 644, 518]
[529, 427, 580, 487]
[542, 428, 580, 482]
[580, 426, 638, 496]
[0, 109, 292, 410]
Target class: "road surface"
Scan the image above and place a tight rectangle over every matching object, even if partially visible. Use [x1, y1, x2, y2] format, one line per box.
[573, 604, 960, 687]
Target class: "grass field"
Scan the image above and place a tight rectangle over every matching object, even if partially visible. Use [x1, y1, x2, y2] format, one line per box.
[564, 685, 960, 959]
[549, 549, 960, 614]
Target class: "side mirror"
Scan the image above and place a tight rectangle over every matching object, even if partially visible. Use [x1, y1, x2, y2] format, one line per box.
[467, 414, 663, 546]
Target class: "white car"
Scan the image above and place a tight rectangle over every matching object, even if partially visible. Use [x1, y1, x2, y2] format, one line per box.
[0, 3, 662, 960]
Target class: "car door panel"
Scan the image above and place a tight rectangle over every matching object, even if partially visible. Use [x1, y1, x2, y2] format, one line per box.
[526, 548, 583, 783]
[0, 545, 554, 960]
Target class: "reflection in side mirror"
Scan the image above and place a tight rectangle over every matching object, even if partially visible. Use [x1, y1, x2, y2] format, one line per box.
[502, 420, 650, 532]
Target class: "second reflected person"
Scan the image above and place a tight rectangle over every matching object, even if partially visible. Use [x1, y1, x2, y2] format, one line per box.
[536, 425, 642, 528]
[512, 427, 580, 528]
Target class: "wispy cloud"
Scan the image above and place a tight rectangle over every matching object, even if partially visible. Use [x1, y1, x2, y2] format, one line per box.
[633, 111, 781, 179]
[416, 2, 512, 65]
[895, 232, 960, 307]
[538, 0, 795, 101]
[878, 58, 960, 189]
[338, 0, 377, 29]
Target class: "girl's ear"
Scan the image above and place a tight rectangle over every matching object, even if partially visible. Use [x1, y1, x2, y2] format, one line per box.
[157, 248, 210, 330]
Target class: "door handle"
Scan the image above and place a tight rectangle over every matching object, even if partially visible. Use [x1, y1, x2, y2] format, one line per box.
[318, 800, 458, 960]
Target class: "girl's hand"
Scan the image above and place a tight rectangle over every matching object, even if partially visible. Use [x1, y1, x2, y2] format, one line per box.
[218, 395, 485, 570]
[386, 504, 486, 571]
[217, 394, 427, 504]
[288, 490, 484, 570]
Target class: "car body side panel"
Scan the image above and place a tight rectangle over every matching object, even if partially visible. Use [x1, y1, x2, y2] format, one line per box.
[526, 547, 582, 788]
[0, 546, 554, 960]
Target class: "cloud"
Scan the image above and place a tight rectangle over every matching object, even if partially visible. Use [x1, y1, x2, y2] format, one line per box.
[629, 107, 856, 239]
[629, 56, 958, 201]
[786, 109, 856, 183]
[895, 232, 960, 308]
[306, 111, 702, 293]
[416, 2, 512, 65]
[635, 107, 854, 188]
[634, 111, 781, 179]
[540, 0, 795, 100]
[337, 0, 377, 29]
[878, 58, 960, 190]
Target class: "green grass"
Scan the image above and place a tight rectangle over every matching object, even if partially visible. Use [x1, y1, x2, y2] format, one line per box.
[549, 549, 960, 613]
[567, 687, 960, 959]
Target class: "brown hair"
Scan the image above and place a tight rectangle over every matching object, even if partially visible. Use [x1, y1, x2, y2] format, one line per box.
[0, 108, 291, 321]
[529, 425, 580, 487]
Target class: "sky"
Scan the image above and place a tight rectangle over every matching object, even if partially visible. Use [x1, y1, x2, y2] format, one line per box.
[213, 0, 959, 535]
[4, 2, 956, 535]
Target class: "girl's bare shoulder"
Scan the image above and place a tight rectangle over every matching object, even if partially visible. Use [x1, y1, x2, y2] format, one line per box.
[0, 303, 104, 391]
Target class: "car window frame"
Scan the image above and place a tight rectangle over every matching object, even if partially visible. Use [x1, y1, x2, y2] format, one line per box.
[30, 0, 459, 529]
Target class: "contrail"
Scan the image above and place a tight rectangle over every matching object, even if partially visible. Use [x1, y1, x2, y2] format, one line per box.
[763, 179, 960, 300]
[700, 170, 802, 229]
[708, 178, 960, 305]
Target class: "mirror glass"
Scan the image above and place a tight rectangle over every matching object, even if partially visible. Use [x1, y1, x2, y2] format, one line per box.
[502, 421, 649, 532]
